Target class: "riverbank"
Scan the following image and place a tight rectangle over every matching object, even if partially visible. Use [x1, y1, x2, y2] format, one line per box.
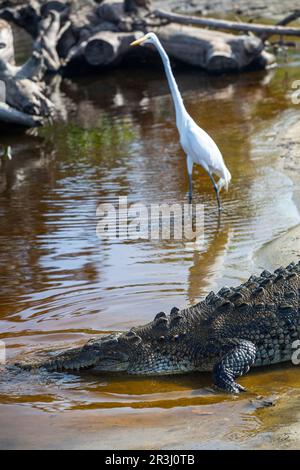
[156, 0, 300, 21]
[255, 119, 300, 270]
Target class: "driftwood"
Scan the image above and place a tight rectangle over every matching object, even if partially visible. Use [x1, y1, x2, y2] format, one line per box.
[0, 0, 282, 131]
[0, 19, 53, 127]
[275, 9, 300, 27]
[0, 1, 276, 74]
[0, 17, 15, 64]
[33, 10, 70, 73]
[154, 24, 275, 72]
[84, 31, 143, 66]
[153, 9, 300, 37]
[263, 9, 300, 42]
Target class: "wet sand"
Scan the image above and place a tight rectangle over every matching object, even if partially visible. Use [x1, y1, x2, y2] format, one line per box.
[156, 0, 300, 21]
[255, 119, 300, 270]
[252, 119, 300, 450]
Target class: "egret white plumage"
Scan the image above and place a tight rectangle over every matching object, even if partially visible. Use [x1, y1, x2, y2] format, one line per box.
[130, 33, 231, 210]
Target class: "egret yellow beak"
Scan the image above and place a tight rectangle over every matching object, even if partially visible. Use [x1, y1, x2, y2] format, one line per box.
[130, 36, 148, 47]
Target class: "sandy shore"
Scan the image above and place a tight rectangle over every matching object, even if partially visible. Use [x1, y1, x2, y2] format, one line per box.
[247, 117, 300, 449]
[156, 0, 300, 21]
[255, 118, 300, 270]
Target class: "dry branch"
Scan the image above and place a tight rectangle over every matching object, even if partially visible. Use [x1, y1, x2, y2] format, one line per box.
[276, 10, 300, 27]
[153, 9, 300, 37]
[0, 102, 42, 126]
[262, 9, 300, 42]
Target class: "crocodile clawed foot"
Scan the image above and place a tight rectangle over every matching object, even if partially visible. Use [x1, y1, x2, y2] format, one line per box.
[212, 339, 256, 394]
[213, 380, 246, 394]
[235, 383, 246, 393]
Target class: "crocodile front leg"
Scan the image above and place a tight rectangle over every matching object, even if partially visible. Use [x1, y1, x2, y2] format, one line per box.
[212, 339, 256, 393]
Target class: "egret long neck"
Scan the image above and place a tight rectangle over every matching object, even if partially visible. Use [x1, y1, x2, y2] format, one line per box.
[155, 40, 187, 128]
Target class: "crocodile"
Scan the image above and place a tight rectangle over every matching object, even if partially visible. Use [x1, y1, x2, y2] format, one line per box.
[18, 261, 300, 393]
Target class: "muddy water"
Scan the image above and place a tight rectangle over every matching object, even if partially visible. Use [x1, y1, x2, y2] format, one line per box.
[1, 44, 300, 448]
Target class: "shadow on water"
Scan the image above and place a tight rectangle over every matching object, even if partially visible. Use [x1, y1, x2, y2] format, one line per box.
[1, 40, 300, 448]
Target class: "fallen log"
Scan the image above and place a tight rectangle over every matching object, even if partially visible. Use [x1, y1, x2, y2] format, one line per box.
[84, 31, 143, 66]
[63, 0, 275, 72]
[154, 24, 274, 72]
[153, 9, 300, 37]
[97, 0, 125, 24]
[0, 102, 42, 126]
[0, 1, 276, 76]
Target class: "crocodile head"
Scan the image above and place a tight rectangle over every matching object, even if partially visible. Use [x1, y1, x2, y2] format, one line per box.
[18, 333, 133, 372]
[22, 326, 197, 375]
[20, 308, 212, 375]
[78, 333, 132, 372]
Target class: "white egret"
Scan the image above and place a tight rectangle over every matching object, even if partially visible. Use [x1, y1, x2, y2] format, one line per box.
[130, 33, 231, 210]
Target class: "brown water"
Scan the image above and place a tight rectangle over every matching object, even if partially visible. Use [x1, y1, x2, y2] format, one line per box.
[1, 42, 300, 448]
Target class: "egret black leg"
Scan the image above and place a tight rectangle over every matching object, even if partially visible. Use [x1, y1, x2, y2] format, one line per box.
[209, 173, 222, 212]
[188, 173, 193, 204]
[186, 156, 194, 204]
